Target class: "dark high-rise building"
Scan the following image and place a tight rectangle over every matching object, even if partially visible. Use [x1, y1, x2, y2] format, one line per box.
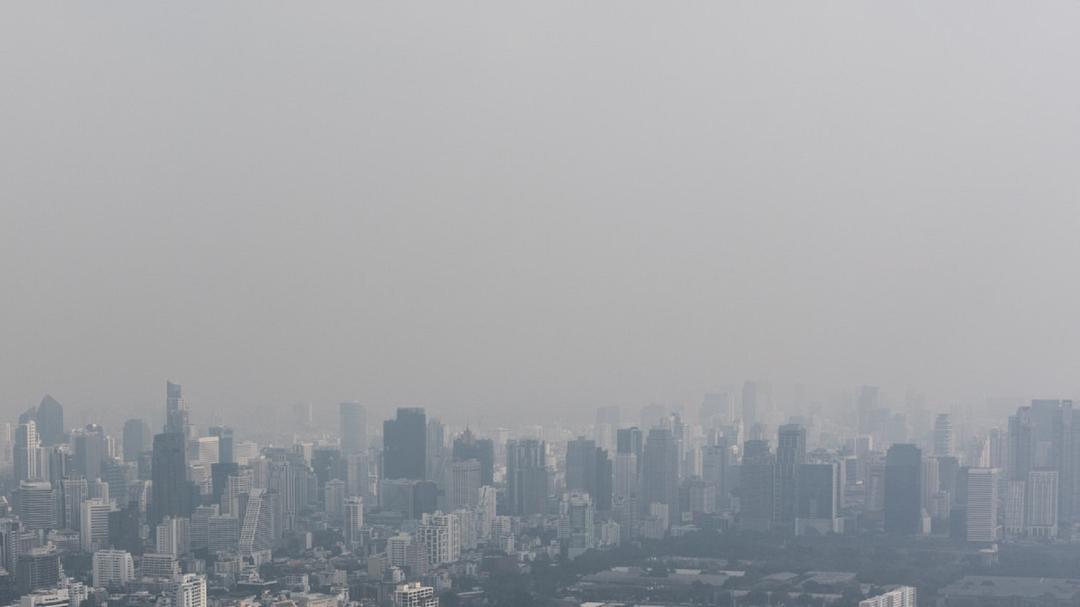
[566, 437, 598, 494]
[211, 462, 239, 504]
[617, 427, 643, 474]
[740, 439, 775, 531]
[151, 432, 192, 526]
[642, 427, 680, 524]
[774, 424, 806, 527]
[35, 395, 65, 447]
[507, 439, 548, 515]
[452, 428, 495, 486]
[73, 424, 106, 481]
[884, 444, 922, 534]
[164, 381, 189, 437]
[210, 425, 234, 464]
[702, 440, 730, 509]
[595, 448, 613, 513]
[339, 401, 368, 455]
[16, 547, 61, 594]
[109, 505, 143, 555]
[795, 462, 840, 534]
[383, 408, 427, 480]
[312, 447, 345, 489]
[123, 419, 151, 463]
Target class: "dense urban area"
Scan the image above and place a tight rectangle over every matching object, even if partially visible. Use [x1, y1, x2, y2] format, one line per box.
[2, 383, 1080, 607]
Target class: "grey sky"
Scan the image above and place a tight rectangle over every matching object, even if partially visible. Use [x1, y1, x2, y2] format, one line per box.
[3, 2, 1080, 424]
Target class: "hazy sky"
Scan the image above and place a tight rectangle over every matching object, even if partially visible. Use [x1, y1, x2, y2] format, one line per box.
[3, 2, 1080, 425]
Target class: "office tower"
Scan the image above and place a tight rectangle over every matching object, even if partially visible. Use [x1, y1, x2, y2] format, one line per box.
[1003, 479, 1026, 536]
[15, 422, 41, 482]
[426, 418, 446, 484]
[346, 452, 374, 499]
[740, 440, 775, 531]
[856, 385, 880, 436]
[702, 443, 728, 508]
[155, 516, 190, 556]
[207, 514, 240, 553]
[884, 444, 922, 534]
[507, 439, 548, 516]
[774, 424, 806, 527]
[109, 505, 142, 555]
[1027, 468, 1059, 538]
[18, 481, 57, 530]
[140, 552, 180, 580]
[595, 448, 613, 513]
[417, 511, 461, 566]
[384, 408, 427, 480]
[72, 425, 106, 482]
[339, 401, 368, 455]
[965, 467, 1000, 542]
[172, 574, 207, 607]
[61, 477, 89, 530]
[921, 457, 939, 515]
[80, 499, 112, 553]
[151, 432, 191, 526]
[239, 489, 274, 555]
[594, 406, 621, 453]
[617, 427, 644, 476]
[742, 381, 760, 429]
[566, 437, 598, 495]
[210, 462, 239, 506]
[164, 381, 189, 437]
[208, 426, 234, 464]
[451, 429, 495, 486]
[642, 428, 680, 525]
[477, 486, 497, 539]
[92, 549, 134, 589]
[392, 581, 437, 607]
[344, 496, 364, 547]
[101, 458, 130, 503]
[318, 478, 344, 521]
[934, 414, 954, 457]
[35, 395, 64, 447]
[1008, 408, 1035, 482]
[795, 462, 841, 535]
[559, 492, 596, 558]
[190, 505, 215, 551]
[445, 459, 481, 510]
[859, 586, 916, 607]
[16, 547, 61, 594]
[194, 437, 219, 465]
[121, 419, 150, 463]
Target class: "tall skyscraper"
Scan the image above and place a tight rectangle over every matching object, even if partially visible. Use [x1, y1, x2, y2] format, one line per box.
[1027, 468, 1059, 538]
[164, 381, 190, 437]
[795, 462, 841, 535]
[740, 439, 775, 531]
[209, 426, 234, 464]
[616, 427, 643, 474]
[14, 421, 41, 482]
[565, 437, 598, 495]
[339, 401, 368, 455]
[451, 428, 495, 486]
[72, 424, 106, 482]
[344, 496, 364, 547]
[965, 467, 1000, 542]
[239, 488, 274, 556]
[151, 432, 192, 526]
[884, 444, 922, 535]
[702, 441, 730, 509]
[641, 427, 680, 526]
[122, 419, 151, 463]
[426, 418, 446, 484]
[933, 414, 954, 457]
[384, 408, 427, 480]
[35, 395, 65, 447]
[507, 439, 548, 516]
[80, 498, 113, 553]
[774, 424, 806, 527]
[445, 459, 481, 510]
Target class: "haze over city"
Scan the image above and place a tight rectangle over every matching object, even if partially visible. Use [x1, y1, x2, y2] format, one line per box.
[4, 2, 1080, 426]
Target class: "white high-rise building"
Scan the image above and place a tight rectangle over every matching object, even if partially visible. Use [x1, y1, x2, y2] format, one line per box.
[1027, 469, 1058, 538]
[920, 457, 938, 515]
[392, 581, 437, 607]
[156, 516, 191, 557]
[239, 488, 274, 556]
[477, 485, 497, 540]
[966, 467, 1000, 543]
[417, 511, 461, 566]
[387, 533, 414, 569]
[344, 496, 364, 547]
[445, 459, 481, 510]
[933, 414, 954, 457]
[172, 574, 207, 607]
[92, 550, 135, 588]
[859, 585, 916, 607]
[80, 499, 113, 553]
[1004, 480, 1026, 536]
